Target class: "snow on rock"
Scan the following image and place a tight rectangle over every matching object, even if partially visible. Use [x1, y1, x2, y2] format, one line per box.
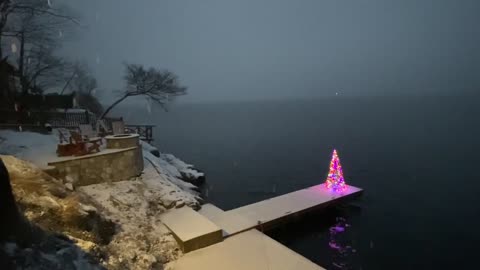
[141, 141, 205, 185]
[1, 238, 103, 270]
[77, 153, 202, 269]
[144, 151, 200, 195]
[140, 141, 159, 157]
[78, 146, 204, 269]
[160, 153, 205, 179]
[158, 154, 205, 186]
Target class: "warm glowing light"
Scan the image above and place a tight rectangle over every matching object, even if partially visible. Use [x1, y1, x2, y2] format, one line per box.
[324, 149, 346, 192]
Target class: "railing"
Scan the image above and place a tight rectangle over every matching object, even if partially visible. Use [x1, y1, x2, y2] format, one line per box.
[0, 109, 96, 128]
[102, 117, 122, 131]
[0, 110, 155, 142]
[125, 125, 155, 143]
[48, 111, 97, 128]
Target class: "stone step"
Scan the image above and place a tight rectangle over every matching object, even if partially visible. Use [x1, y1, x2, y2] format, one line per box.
[161, 207, 223, 253]
[198, 203, 224, 219]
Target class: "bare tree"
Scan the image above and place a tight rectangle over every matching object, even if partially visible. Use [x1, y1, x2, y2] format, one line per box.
[63, 61, 98, 95]
[22, 45, 69, 93]
[62, 62, 104, 116]
[1, 0, 78, 93]
[1, 0, 77, 57]
[100, 63, 187, 119]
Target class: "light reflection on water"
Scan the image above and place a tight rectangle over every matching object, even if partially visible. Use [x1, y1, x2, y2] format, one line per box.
[266, 205, 363, 269]
[329, 217, 357, 270]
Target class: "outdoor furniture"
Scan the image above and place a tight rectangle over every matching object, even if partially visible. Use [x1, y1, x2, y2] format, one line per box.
[112, 120, 125, 135]
[71, 130, 101, 155]
[79, 123, 103, 141]
[58, 128, 70, 144]
[56, 130, 87, 156]
[79, 124, 96, 138]
[56, 129, 100, 157]
[96, 119, 110, 136]
[79, 124, 102, 152]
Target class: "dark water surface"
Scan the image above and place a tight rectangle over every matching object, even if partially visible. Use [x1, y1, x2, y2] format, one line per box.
[130, 95, 480, 269]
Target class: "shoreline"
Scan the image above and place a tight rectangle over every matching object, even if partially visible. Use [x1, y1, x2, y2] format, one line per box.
[0, 129, 206, 269]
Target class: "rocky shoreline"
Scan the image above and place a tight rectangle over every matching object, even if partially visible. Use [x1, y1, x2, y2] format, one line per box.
[0, 130, 207, 270]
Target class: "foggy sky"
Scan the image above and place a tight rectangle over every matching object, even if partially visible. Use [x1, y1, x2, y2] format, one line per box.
[61, 0, 480, 103]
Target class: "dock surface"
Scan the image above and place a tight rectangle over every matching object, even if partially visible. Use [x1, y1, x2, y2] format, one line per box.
[202, 184, 363, 236]
[164, 183, 363, 269]
[165, 229, 325, 270]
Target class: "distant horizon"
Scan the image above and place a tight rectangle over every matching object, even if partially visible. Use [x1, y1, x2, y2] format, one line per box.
[107, 89, 479, 108]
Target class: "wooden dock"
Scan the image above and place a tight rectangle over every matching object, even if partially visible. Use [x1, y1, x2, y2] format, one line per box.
[200, 184, 363, 236]
[163, 183, 363, 269]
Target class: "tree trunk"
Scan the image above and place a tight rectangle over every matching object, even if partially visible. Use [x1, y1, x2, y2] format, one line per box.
[19, 31, 27, 94]
[99, 93, 130, 119]
[60, 70, 76, 95]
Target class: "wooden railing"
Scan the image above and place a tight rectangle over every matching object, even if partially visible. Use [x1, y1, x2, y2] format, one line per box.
[0, 110, 155, 142]
[0, 109, 96, 128]
[125, 125, 155, 143]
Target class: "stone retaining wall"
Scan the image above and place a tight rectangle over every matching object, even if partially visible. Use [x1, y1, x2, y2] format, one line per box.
[48, 147, 143, 187]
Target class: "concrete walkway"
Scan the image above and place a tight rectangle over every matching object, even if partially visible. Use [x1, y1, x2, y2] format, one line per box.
[165, 229, 325, 270]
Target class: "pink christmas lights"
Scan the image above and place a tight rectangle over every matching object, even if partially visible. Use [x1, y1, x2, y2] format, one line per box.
[325, 149, 346, 192]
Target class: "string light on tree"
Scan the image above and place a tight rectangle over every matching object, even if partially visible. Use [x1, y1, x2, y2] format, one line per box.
[325, 149, 346, 192]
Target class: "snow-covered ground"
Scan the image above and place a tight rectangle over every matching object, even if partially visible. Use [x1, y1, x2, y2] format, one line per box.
[0, 130, 206, 269]
[0, 130, 59, 168]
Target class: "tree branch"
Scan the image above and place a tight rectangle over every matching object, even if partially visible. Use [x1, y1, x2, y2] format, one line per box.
[13, 5, 80, 25]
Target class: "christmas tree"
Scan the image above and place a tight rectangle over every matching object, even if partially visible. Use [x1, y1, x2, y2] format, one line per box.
[325, 149, 346, 192]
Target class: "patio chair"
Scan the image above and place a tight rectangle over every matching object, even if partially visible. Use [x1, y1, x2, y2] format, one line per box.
[57, 128, 70, 144]
[79, 124, 102, 140]
[96, 119, 110, 136]
[79, 124, 102, 150]
[111, 120, 125, 135]
[55, 130, 87, 156]
[56, 129, 100, 157]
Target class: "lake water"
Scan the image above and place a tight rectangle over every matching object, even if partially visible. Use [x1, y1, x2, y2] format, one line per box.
[130, 95, 480, 269]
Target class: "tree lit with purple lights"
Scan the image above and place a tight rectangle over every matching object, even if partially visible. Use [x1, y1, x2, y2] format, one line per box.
[325, 149, 346, 192]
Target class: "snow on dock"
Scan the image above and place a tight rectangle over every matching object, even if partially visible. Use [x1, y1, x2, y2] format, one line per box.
[202, 183, 363, 236]
[164, 183, 363, 269]
[162, 207, 223, 253]
[165, 229, 325, 270]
